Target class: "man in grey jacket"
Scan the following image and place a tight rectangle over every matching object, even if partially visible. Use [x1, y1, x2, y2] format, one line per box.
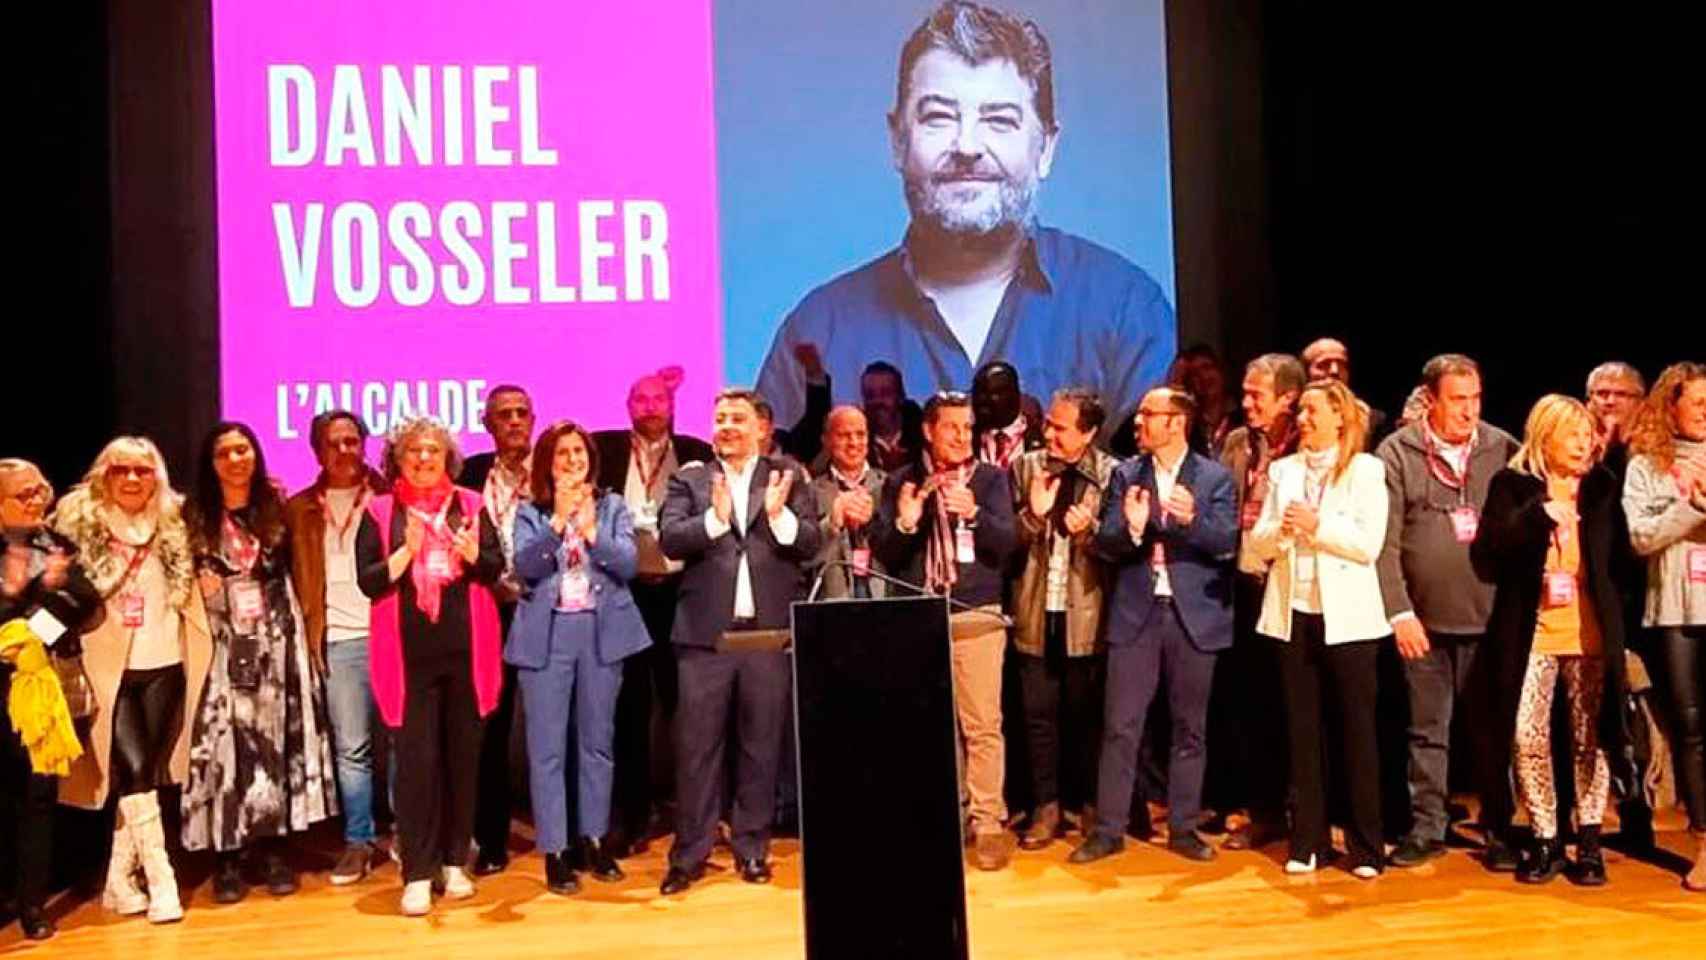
[1376, 354, 1520, 870]
[811, 406, 887, 599]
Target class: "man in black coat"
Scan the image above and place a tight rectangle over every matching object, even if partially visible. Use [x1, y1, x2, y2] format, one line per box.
[657, 388, 820, 894]
[590, 371, 713, 856]
[455, 385, 536, 876]
[870, 390, 1019, 869]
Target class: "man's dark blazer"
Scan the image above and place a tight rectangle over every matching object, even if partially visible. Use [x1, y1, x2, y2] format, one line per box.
[869, 461, 1018, 609]
[1094, 450, 1239, 653]
[658, 455, 821, 649]
[591, 429, 714, 494]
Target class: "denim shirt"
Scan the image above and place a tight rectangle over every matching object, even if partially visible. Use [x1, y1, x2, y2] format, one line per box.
[755, 225, 1176, 434]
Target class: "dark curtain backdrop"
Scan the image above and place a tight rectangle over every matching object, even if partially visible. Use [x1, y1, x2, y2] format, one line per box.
[15, 2, 1689, 490]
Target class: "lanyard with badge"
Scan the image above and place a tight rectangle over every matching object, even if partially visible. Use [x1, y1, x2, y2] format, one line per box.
[110, 538, 154, 629]
[1543, 525, 1578, 608]
[222, 513, 269, 635]
[835, 468, 873, 576]
[410, 497, 458, 580]
[556, 529, 593, 612]
[1425, 429, 1481, 543]
[631, 438, 668, 528]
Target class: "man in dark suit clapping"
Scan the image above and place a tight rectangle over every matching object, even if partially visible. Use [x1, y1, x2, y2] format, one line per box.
[657, 388, 820, 895]
[1069, 387, 1239, 865]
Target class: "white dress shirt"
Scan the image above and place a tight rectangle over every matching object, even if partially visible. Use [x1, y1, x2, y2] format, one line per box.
[704, 457, 799, 618]
[1131, 450, 1184, 597]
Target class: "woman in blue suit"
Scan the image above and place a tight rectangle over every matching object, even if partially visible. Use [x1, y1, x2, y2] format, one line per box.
[509, 420, 651, 894]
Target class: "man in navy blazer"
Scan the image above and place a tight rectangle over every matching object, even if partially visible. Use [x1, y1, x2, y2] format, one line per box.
[656, 387, 820, 895]
[1069, 387, 1238, 864]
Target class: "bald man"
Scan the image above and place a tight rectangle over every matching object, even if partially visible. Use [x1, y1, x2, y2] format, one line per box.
[811, 406, 888, 599]
[591, 373, 715, 857]
[1301, 338, 1389, 448]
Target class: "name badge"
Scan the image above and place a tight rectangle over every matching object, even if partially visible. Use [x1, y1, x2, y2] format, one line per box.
[1544, 570, 1577, 608]
[1687, 545, 1706, 584]
[633, 499, 659, 531]
[851, 546, 871, 577]
[1450, 506, 1480, 544]
[558, 569, 592, 612]
[228, 576, 267, 626]
[425, 548, 453, 579]
[955, 525, 977, 564]
[121, 593, 145, 628]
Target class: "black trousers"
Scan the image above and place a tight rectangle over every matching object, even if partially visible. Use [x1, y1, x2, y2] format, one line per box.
[473, 606, 517, 858]
[1275, 614, 1383, 867]
[1658, 626, 1706, 830]
[669, 647, 788, 871]
[110, 663, 186, 797]
[1204, 572, 1288, 824]
[394, 655, 484, 883]
[1, 666, 56, 909]
[610, 575, 682, 839]
[1017, 613, 1104, 811]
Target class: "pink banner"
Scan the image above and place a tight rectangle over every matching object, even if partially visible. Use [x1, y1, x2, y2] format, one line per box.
[212, 1, 722, 483]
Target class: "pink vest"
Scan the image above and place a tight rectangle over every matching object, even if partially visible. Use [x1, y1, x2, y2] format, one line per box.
[367, 490, 504, 727]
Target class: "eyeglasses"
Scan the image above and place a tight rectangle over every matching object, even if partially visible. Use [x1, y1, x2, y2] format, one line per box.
[932, 390, 970, 403]
[105, 464, 157, 480]
[3, 483, 51, 503]
[1136, 409, 1183, 420]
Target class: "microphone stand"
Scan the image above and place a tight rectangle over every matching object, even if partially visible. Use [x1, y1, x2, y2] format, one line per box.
[806, 559, 1013, 629]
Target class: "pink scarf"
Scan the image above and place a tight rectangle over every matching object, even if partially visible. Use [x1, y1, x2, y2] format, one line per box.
[396, 477, 459, 622]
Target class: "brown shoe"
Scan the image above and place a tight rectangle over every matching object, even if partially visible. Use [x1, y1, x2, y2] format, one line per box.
[1020, 802, 1061, 851]
[975, 831, 1012, 871]
[1686, 831, 1706, 893]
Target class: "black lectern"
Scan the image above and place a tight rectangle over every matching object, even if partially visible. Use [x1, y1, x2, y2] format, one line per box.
[790, 595, 969, 960]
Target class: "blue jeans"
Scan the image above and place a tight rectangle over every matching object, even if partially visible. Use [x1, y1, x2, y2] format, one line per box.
[519, 612, 624, 854]
[326, 637, 377, 845]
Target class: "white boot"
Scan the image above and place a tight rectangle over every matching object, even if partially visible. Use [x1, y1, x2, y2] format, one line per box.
[101, 814, 149, 916]
[120, 791, 183, 924]
[400, 880, 432, 916]
[443, 865, 476, 900]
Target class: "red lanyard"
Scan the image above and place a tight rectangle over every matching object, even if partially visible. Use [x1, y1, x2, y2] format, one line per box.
[222, 513, 261, 575]
[319, 487, 369, 548]
[109, 538, 153, 597]
[485, 463, 528, 522]
[631, 438, 668, 496]
[1423, 428, 1476, 504]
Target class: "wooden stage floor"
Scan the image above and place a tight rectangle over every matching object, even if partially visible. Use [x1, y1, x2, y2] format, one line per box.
[7, 821, 1703, 959]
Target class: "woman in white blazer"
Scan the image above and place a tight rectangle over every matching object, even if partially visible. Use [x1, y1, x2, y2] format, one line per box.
[1248, 378, 1390, 878]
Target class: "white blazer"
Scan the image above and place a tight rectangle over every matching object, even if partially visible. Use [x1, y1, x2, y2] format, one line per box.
[1247, 451, 1391, 644]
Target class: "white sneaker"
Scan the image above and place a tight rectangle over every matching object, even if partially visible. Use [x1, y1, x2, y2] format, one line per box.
[1285, 855, 1317, 875]
[400, 880, 432, 916]
[443, 866, 475, 900]
[1352, 865, 1380, 880]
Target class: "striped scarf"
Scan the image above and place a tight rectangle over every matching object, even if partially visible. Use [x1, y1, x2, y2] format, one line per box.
[922, 453, 973, 593]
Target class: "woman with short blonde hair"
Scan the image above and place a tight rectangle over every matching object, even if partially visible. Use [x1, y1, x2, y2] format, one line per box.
[52, 436, 213, 923]
[1622, 362, 1706, 890]
[1473, 395, 1629, 886]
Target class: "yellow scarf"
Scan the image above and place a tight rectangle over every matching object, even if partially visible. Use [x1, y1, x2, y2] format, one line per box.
[0, 619, 84, 776]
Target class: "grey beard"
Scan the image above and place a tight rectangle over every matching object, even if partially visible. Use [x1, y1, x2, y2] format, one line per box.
[904, 173, 1038, 238]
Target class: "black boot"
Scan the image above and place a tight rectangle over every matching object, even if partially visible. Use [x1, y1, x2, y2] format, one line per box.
[18, 904, 55, 941]
[1568, 825, 1608, 887]
[581, 836, 624, 882]
[543, 852, 580, 895]
[213, 851, 249, 904]
[1516, 836, 1566, 884]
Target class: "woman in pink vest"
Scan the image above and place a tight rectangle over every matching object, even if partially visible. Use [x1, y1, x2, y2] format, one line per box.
[354, 417, 504, 917]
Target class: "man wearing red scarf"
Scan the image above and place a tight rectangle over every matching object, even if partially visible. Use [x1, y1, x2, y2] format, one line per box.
[872, 391, 1018, 869]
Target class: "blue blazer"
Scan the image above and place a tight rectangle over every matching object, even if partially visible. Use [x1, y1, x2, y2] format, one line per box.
[506, 495, 652, 668]
[1094, 450, 1238, 653]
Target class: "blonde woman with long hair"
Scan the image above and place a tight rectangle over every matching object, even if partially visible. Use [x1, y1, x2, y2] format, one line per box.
[1622, 362, 1706, 890]
[51, 437, 213, 923]
[1248, 378, 1390, 878]
[1472, 395, 1629, 886]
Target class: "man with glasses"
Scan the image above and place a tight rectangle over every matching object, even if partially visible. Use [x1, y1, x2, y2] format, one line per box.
[1585, 362, 1647, 475]
[872, 390, 1018, 869]
[1069, 388, 1237, 865]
